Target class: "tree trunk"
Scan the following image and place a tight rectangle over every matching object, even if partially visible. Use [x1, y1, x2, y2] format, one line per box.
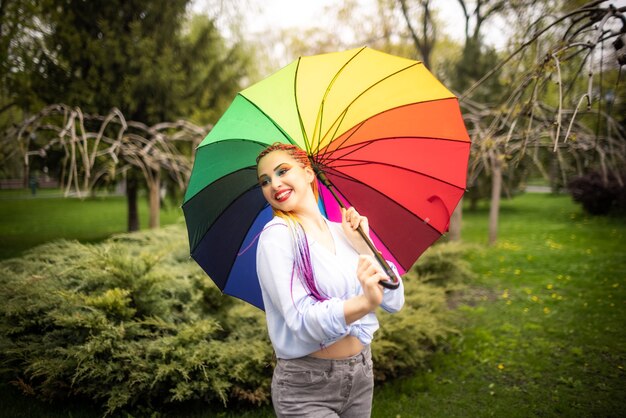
[148, 169, 160, 229]
[127, 173, 139, 232]
[448, 197, 463, 241]
[488, 155, 502, 246]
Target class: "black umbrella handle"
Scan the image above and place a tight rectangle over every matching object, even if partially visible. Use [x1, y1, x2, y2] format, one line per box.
[314, 166, 400, 290]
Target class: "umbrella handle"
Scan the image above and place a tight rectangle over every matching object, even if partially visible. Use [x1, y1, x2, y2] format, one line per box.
[353, 223, 401, 290]
[314, 165, 400, 290]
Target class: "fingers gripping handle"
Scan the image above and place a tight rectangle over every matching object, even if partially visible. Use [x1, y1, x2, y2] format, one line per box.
[354, 224, 401, 290]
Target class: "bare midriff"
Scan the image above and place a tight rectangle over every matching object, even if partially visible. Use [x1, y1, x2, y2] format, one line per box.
[309, 336, 364, 359]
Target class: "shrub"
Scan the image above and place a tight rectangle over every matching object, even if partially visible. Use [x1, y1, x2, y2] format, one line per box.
[0, 226, 273, 415]
[411, 241, 475, 288]
[0, 226, 472, 414]
[568, 171, 626, 215]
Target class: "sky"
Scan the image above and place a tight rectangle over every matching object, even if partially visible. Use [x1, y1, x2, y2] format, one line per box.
[191, 0, 626, 67]
[191, 0, 476, 61]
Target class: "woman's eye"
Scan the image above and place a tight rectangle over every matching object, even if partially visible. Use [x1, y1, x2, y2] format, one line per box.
[277, 167, 289, 176]
[259, 178, 270, 186]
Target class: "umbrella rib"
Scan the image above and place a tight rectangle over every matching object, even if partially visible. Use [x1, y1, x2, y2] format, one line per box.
[312, 47, 367, 157]
[316, 97, 463, 164]
[322, 167, 446, 247]
[237, 94, 297, 146]
[292, 58, 312, 153]
[315, 61, 421, 157]
[323, 157, 467, 192]
[189, 175, 265, 281]
[319, 135, 470, 164]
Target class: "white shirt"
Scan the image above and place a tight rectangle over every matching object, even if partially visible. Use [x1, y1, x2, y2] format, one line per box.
[256, 216, 405, 359]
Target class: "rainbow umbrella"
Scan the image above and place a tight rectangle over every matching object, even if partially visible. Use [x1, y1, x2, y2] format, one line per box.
[183, 47, 470, 310]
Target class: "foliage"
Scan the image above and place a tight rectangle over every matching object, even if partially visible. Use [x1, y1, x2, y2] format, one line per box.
[567, 171, 626, 216]
[0, 224, 471, 414]
[411, 241, 475, 288]
[372, 193, 626, 417]
[0, 226, 273, 415]
[373, 243, 475, 381]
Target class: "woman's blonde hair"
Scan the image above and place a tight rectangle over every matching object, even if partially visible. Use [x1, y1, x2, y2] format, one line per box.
[256, 143, 328, 302]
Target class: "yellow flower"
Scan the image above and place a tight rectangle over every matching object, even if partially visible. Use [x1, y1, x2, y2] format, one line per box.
[543, 307, 551, 314]
[498, 364, 505, 370]
[502, 289, 509, 299]
[547, 284, 553, 290]
[531, 295, 539, 302]
[514, 269, 522, 275]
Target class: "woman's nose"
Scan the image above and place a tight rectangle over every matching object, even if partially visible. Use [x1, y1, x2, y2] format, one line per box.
[270, 176, 282, 189]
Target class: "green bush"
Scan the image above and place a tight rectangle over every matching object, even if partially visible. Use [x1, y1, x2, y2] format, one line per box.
[0, 226, 273, 415]
[0, 227, 470, 414]
[373, 243, 475, 380]
[411, 241, 475, 288]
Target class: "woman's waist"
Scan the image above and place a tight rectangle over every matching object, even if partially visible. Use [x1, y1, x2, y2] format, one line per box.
[309, 335, 363, 359]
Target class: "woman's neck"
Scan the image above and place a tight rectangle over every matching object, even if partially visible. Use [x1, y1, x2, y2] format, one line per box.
[294, 209, 326, 233]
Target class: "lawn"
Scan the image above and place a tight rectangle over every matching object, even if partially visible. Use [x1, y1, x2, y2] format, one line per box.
[0, 192, 624, 417]
[372, 193, 626, 417]
[0, 189, 184, 260]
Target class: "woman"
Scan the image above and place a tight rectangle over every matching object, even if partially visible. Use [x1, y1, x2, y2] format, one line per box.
[256, 143, 405, 417]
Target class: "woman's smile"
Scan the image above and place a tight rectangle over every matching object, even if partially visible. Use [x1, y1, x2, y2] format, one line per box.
[274, 189, 292, 202]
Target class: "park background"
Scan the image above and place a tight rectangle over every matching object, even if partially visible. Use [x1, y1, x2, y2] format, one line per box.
[1, 0, 625, 416]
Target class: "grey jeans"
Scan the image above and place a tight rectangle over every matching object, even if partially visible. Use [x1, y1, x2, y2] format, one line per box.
[271, 345, 374, 417]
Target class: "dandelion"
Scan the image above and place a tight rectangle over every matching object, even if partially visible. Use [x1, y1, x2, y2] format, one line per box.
[531, 295, 539, 302]
[524, 288, 532, 295]
[502, 289, 509, 299]
[544, 307, 551, 314]
[514, 269, 522, 275]
[523, 308, 529, 314]
[498, 364, 505, 370]
[552, 293, 558, 299]
[547, 284, 553, 290]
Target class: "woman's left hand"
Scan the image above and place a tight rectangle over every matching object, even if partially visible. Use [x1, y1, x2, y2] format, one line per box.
[341, 207, 373, 255]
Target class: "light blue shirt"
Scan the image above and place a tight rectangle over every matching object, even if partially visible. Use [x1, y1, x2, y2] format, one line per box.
[256, 216, 405, 359]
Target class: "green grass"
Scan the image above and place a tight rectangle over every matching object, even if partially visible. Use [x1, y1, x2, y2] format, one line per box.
[372, 193, 626, 417]
[0, 189, 184, 260]
[1, 192, 624, 417]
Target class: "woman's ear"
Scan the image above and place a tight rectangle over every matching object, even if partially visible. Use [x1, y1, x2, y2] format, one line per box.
[304, 166, 315, 183]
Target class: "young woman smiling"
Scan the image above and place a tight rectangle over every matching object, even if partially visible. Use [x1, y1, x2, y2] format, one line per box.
[255, 142, 405, 417]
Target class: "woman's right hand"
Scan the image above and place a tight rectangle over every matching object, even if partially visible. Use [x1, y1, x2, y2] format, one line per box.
[356, 254, 386, 310]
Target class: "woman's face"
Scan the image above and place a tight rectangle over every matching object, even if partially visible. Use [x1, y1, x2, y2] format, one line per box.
[257, 150, 315, 213]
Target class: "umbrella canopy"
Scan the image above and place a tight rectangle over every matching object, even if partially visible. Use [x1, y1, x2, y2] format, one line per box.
[183, 46, 470, 310]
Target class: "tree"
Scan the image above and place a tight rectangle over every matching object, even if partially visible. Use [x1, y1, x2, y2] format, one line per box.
[2, 0, 255, 231]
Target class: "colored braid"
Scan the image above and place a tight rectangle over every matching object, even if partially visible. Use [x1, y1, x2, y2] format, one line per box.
[257, 143, 327, 302]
